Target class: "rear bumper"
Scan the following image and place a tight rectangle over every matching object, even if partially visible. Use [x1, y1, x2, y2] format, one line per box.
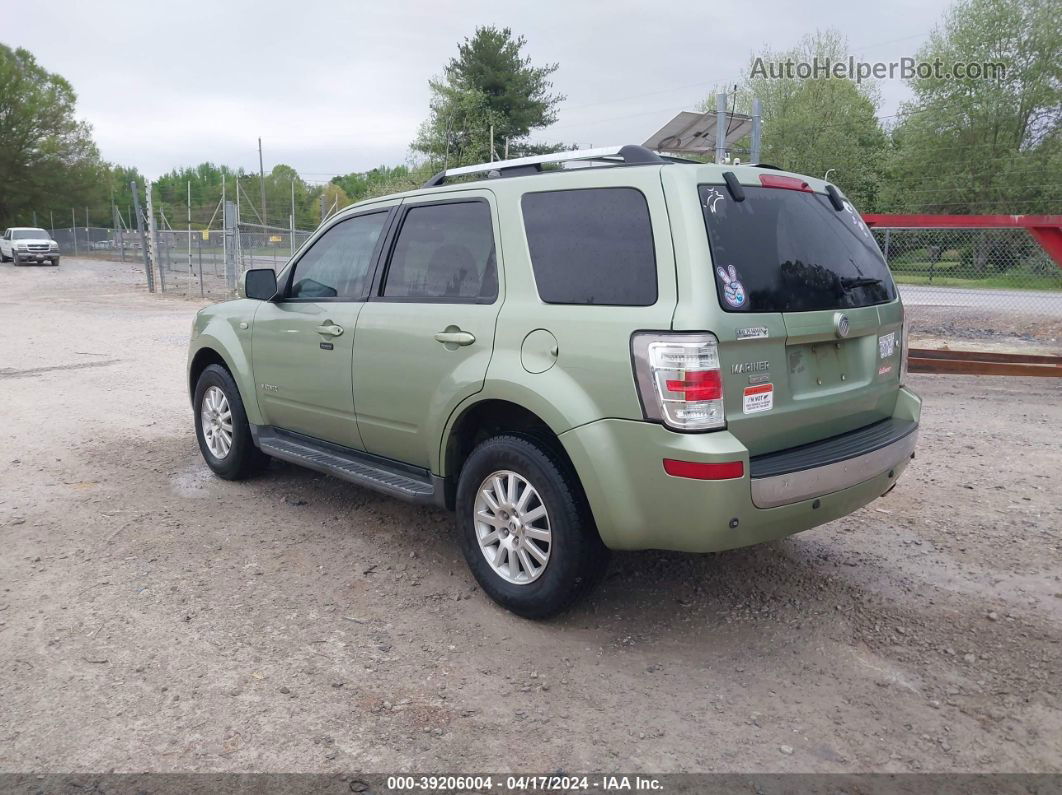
[559, 387, 921, 552]
[749, 418, 918, 508]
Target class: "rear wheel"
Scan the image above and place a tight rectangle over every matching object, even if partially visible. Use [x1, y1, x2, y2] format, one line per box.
[456, 435, 608, 619]
[193, 364, 267, 480]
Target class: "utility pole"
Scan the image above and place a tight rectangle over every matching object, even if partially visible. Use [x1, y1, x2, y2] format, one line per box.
[71, 208, 78, 256]
[290, 179, 296, 257]
[258, 137, 268, 229]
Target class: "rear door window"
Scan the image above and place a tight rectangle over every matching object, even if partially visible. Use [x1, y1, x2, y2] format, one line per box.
[521, 187, 657, 306]
[381, 201, 497, 301]
[700, 185, 896, 312]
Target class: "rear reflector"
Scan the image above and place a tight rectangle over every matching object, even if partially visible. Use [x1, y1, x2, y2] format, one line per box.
[759, 174, 812, 192]
[663, 459, 745, 480]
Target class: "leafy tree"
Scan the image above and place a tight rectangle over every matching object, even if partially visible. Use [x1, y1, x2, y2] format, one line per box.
[413, 27, 564, 166]
[0, 44, 104, 227]
[332, 164, 414, 203]
[882, 0, 1061, 214]
[711, 31, 889, 209]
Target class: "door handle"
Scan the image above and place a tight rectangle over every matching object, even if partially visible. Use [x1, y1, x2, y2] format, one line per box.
[434, 330, 476, 346]
[315, 323, 344, 337]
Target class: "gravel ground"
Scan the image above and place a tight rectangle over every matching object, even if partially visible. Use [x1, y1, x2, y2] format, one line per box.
[1, 257, 1060, 774]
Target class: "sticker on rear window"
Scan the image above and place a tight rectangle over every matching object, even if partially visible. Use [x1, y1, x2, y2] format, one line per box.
[879, 332, 896, 359]
[743, 383, 773, 414]
[717, 265, 747, 308]
[704, 188, 725, 213]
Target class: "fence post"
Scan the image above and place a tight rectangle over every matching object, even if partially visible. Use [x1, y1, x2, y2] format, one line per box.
[130, 181, 154, 292]
[71, 209, 78, 256]
[224, 200, 237, 291]
[187, 180, 193, 283]
[146, 185, 165, 292]
[715, 93, 727, 164]
[750, 98, 762, 164]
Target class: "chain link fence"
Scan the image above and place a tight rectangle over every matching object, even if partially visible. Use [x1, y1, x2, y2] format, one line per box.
[43, 224, 315, 298]
[872, 226, 1062, 336]
[41, 220, 1062, 342]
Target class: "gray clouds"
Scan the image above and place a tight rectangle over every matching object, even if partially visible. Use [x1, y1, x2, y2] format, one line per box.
[8, 0, 952, 179]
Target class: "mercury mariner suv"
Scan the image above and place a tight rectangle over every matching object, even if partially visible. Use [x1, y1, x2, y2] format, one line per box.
[187, 145, 920, 618]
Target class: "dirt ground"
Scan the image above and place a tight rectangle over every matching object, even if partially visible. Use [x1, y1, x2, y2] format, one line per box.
[1, 257, 1060, 774]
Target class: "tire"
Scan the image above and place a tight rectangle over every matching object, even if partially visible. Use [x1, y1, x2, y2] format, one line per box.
[455, 434, 608, 619]
[0, 252, 8, 262]
[51, 257, 60, 266]
[193, 363, 268, 480]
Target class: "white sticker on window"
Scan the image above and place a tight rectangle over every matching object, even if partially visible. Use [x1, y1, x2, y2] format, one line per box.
[743, 383, 773, 414]
[879, 332, 896, 359]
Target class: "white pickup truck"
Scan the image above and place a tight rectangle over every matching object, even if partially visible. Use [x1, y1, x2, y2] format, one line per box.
[1, 227, 61, 265]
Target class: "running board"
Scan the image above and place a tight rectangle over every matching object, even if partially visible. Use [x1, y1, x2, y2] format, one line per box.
[252, 426, 442, 505]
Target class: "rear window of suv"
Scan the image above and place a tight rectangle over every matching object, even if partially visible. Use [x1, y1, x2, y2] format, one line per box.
[700, 184, 896, 313]
[522, 187, 657, 306]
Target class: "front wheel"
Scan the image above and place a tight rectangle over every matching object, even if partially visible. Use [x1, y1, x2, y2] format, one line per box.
[193, 364, 267, 480]
[455, 435, 608, 619]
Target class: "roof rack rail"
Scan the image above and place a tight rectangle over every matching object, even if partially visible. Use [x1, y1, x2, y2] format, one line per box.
[421, 144, 665, 188]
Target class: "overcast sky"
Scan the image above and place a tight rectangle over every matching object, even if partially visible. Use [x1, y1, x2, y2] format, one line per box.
[10, 0, 954, 181]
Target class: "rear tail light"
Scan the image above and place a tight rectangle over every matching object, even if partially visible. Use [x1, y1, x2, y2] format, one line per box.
[631, 333, 725, 431]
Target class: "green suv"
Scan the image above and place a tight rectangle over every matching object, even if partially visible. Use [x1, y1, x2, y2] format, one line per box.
[187, 145, 920, 618]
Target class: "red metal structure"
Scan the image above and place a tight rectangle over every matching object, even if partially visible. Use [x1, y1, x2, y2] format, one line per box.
[863, 214, 1062, 268]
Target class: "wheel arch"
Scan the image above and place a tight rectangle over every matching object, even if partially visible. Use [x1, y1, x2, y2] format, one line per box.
[439, 398, 583, 512]
[187, 337, 263, 425]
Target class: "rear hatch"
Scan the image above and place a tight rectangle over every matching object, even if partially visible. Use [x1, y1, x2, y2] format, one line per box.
[697, 178, 903, 456]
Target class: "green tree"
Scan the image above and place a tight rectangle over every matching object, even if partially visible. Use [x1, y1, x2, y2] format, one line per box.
[710, 31, 889, 209]
[0, 44, 104, 227]
[883, 0, 1061, 214]
[412, 27, 564, 166]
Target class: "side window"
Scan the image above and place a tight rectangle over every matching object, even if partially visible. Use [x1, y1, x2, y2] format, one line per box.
[289, 212, 388, 299]
[381, 201, 497, 301]
[521, 187, 657, 306]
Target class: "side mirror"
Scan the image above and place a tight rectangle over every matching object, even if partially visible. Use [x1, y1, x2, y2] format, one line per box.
[240, 268, 278, 300]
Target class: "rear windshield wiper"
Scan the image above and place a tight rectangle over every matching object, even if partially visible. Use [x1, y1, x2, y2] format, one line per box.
[840, 276, 882, 290]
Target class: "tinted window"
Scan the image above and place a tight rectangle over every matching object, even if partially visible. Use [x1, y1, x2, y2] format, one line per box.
[382, 202, 497, 300]
[14, 229, 48, 239]
[290, 212, 388, 299]
[521, 188, 657, 306]
[700, 185, 896, 312]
